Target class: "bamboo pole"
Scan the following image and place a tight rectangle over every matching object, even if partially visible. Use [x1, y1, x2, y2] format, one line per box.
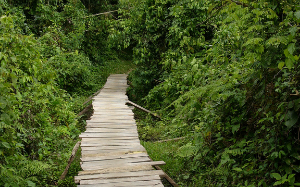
[59, 141, 81, 180]
[148, 157, 179, 187]
[155, 137, 186, 143]
[126, 101, 161, 118]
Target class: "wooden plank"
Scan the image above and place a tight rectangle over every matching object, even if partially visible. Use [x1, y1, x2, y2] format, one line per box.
[95, 96, 128, 98]
[85, 125, 137, 129]
[92, 104, 130, 107]
[92, 99, 128, 101]
[81, 155, 151, 164]
[81, 145, 145, 151]
[80, 175, 162, 185]
[92, 112, 134, 115]
[81, 142, 140, 147]
[81, 161, 165, 171]
[86, 120, 135, 123]
[81, 153, 148, 162]
[80, 132, 138, 137]
[75, 170, 165, 182]
[87, 120, 135, 123]
[88, 118, 135, 122]
[81, 138, 140, 143]
[81, 142, 141, 147]
[94, 94, 128, 96]
[89, 116, 134, 120]
[78, 165, 154, 176]
[84, 128, 137, 133]
[81, 149, 146, 157]
[85, 125, 136, 129]
[91, 113, 133, 115]
[92, 102, 128, 103]
[91, 108, 132, 111]
[81, 157, 152, 169]
[78, 183, 164, 187]
[81, 146, 146, 153]
[81, 144, 141, 148]
[81, 150, 147, 157]
[89, 118, 135, 120]
[91, 106, 131, 108]
[102, 87, 128, 89]
[91, 114, 134, 117]
[80, 137, 139, 140]
[92, 111, 132, 113]
[81, 180, 163, 186]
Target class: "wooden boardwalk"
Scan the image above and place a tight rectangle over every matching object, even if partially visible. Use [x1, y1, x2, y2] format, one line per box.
[75, 74, 165, 186]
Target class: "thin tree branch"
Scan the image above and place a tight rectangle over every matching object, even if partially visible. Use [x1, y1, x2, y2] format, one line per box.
[231, 0, 249, 7]
[83, 10, 119, 18]
[59, 141, 81, 181]
[126, 101, 161, 118]
[148, 157, 179, 187]
[77, 104, 93, 117]
[197, 3, 228, 26]
[155, 137, 186, 143]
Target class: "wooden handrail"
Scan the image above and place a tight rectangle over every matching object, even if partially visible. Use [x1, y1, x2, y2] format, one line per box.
[126, 101, 161, 119]
[59, 141, 81, 180]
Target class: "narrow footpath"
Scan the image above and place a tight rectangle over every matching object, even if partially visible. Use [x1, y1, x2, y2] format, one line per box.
[75, 74, 165, 187]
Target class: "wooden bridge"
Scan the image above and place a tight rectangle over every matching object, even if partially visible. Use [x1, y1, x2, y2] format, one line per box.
[75, 74, 166, 186]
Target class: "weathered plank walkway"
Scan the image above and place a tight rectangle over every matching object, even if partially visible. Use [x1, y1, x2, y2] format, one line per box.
[75, 74, 165, 186]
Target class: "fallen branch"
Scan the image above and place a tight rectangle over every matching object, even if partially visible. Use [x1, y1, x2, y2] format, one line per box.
[290, 90, 300, 96]
[84, 10, 119, 18]
[149, 157, 179, 187]
[77, 104, 93, 117]
[83, 88, 103, 105]
[127, 80, 134, 88]
[155, 137, 186, 143]
[59, 141, 81, 181]
[126, 101, 161, 118]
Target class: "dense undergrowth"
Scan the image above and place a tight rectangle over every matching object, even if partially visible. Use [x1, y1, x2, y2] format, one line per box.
[111, 0, 300, 186]
[0, 0, 134, 186]
[2, 0, 300, 186]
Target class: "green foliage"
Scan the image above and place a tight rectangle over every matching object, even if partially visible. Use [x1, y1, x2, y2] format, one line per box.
[112, 0, 300, 186]
[0, 14, 80, 186]
[0, 0, 134, 186]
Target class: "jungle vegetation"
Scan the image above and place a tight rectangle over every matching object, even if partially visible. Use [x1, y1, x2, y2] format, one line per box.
[0, 0, 133, 186]
[1, 0, 300, 186]
[111, 0, 300, 186]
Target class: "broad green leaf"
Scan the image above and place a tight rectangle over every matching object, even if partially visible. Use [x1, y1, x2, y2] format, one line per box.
[288, 174, 295, 180]
[208, 4, 216, 13]
[284, 49, 291, 57]
[273, 181, 283, 186]
[271, 173, 281, 180]
[232, 124, 240, 134]
[289, 26, 298, 37]
[177, 143, 196, 157]
[295, 11, 300, 19]
[285, 111, 299, 129]
[233, 167, 242, 172]
[2, 142, 11, 149]
[285, 58, 293, 69]
[288, 43, 296, 55]
[26, 180, 36, 187]
[278, 62, 285, 69]
[16, 143, 24, 148]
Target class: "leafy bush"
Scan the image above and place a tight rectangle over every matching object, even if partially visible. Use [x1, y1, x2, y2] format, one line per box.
[113, 0, 300, 186]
